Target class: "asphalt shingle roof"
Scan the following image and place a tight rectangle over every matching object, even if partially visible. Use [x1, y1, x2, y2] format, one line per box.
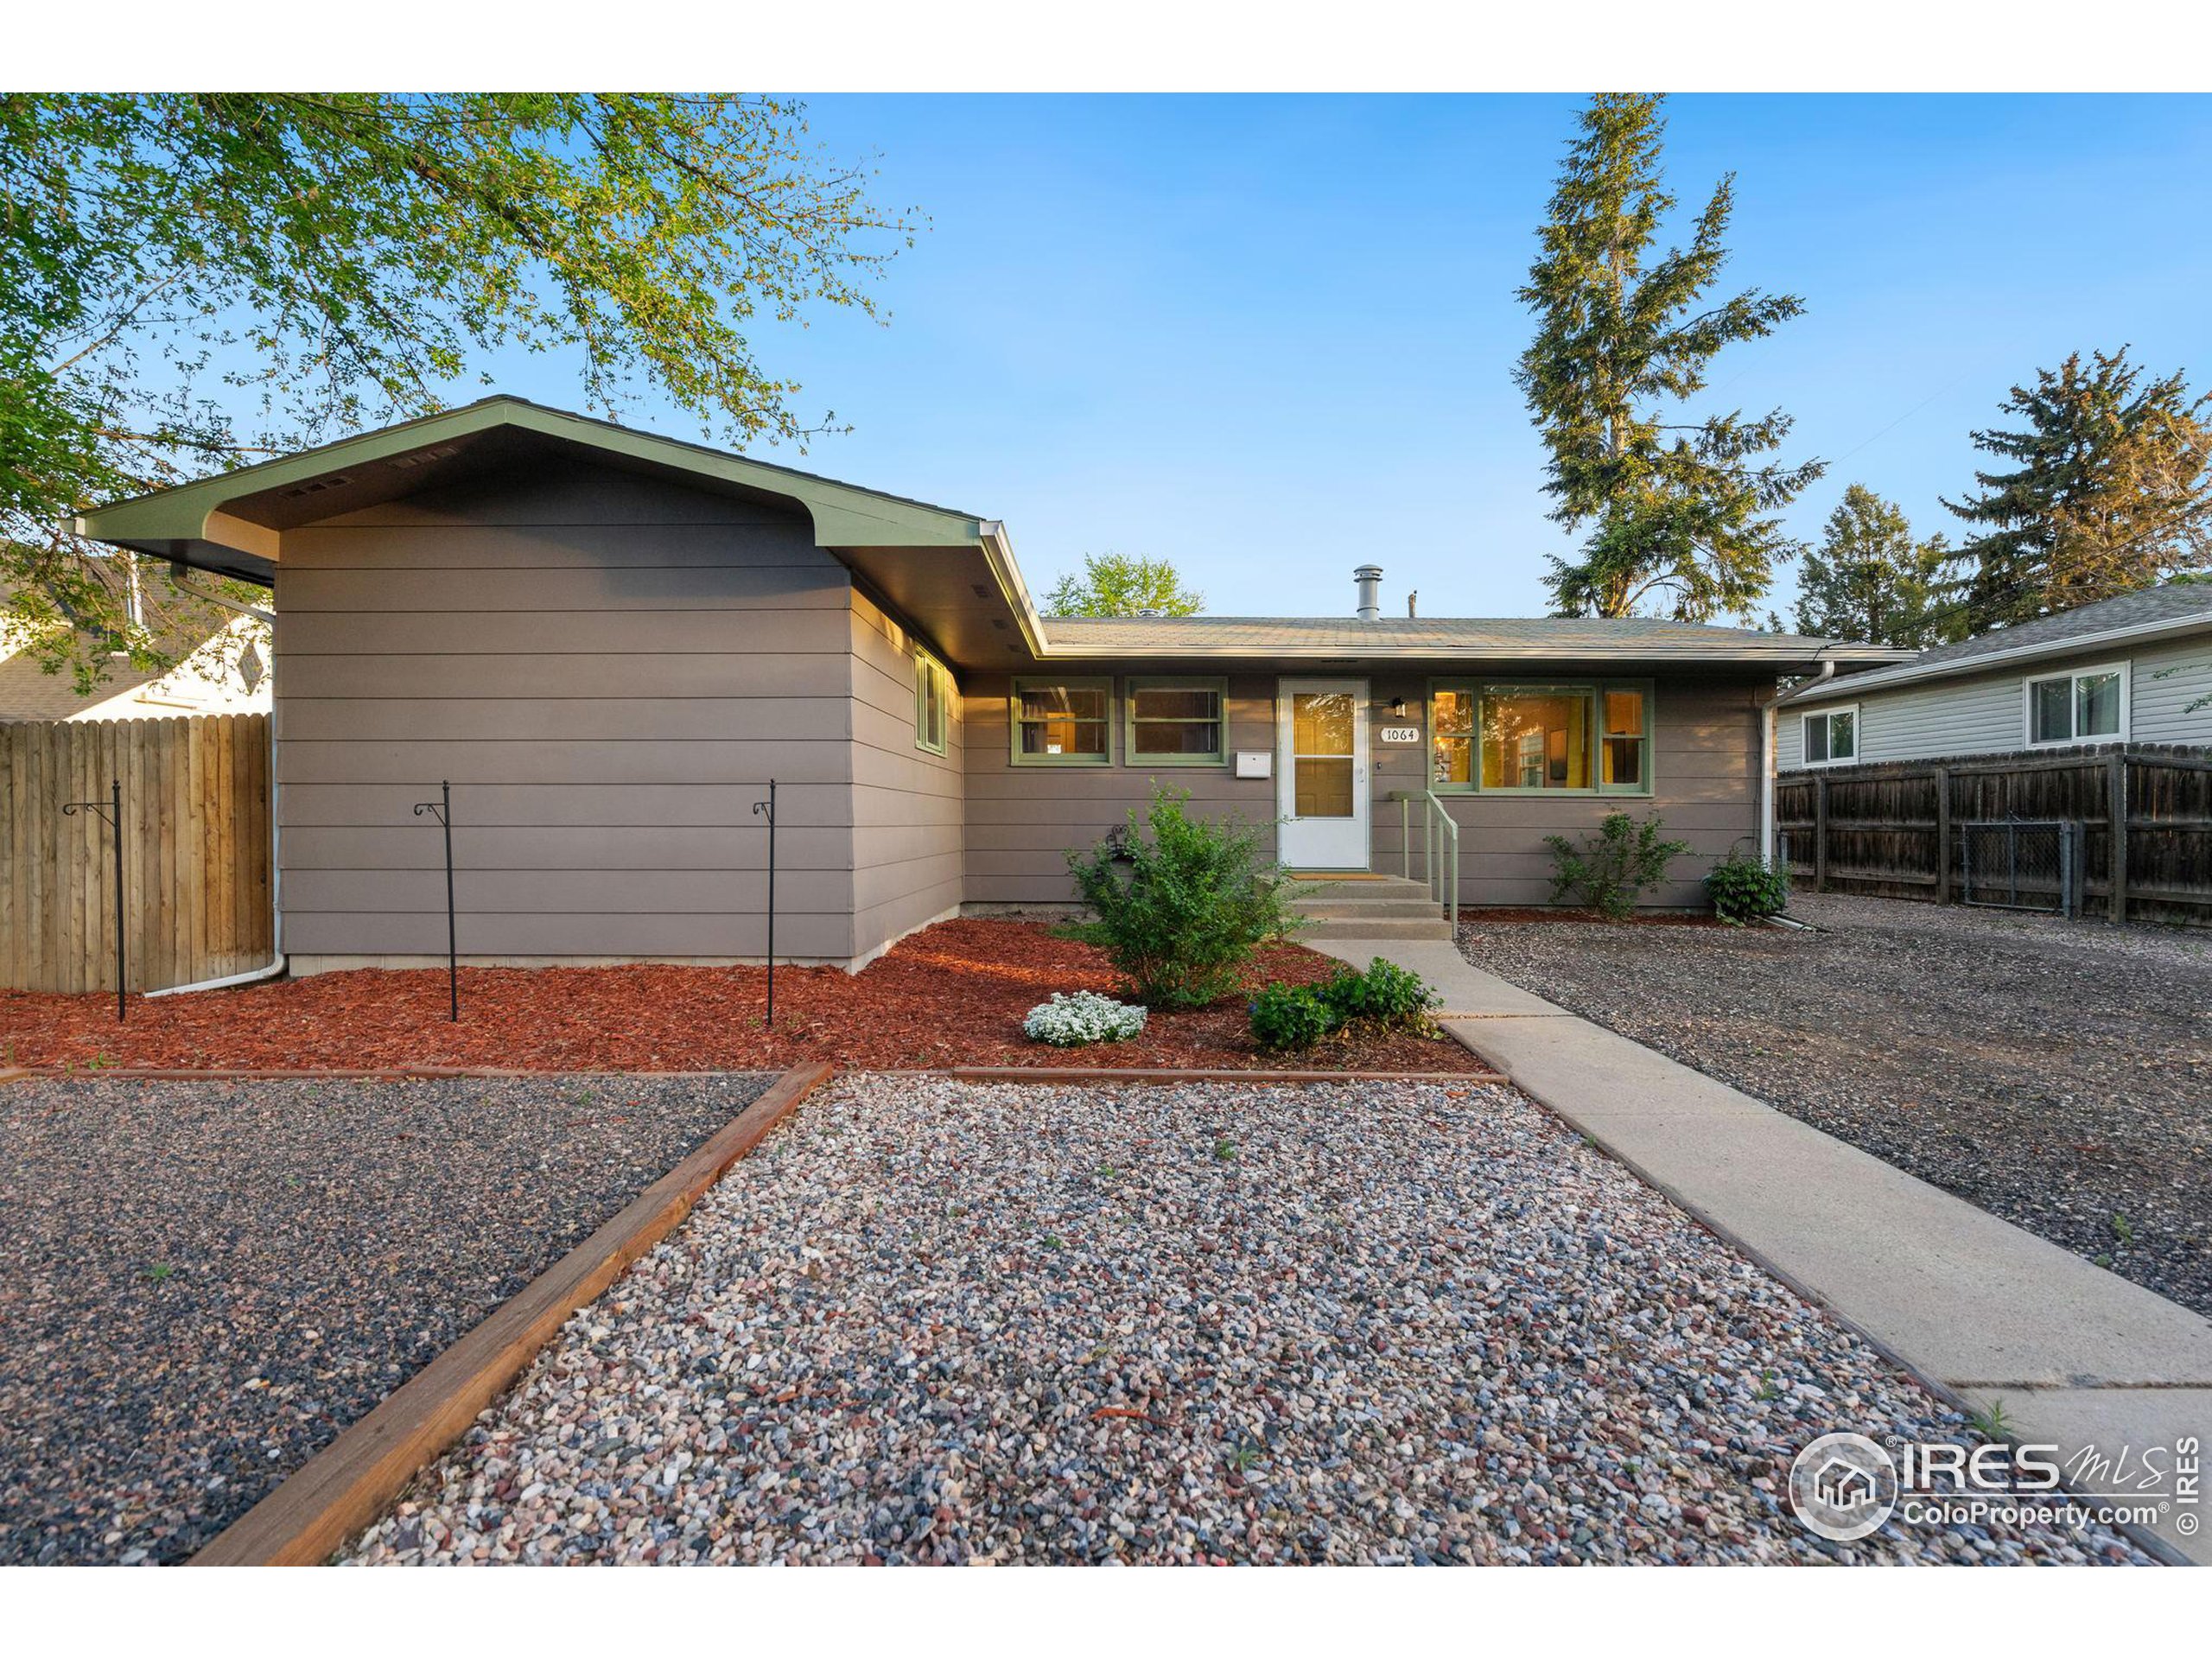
[1039, 613, 1857, 658]
[1789, 581, 2212, 702]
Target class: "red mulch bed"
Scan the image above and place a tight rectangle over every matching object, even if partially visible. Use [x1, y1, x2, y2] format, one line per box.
[0, 919, 1485, 1074]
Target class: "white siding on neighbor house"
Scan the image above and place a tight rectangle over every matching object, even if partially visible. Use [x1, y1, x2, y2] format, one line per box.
[1779, 632, 2212, 768]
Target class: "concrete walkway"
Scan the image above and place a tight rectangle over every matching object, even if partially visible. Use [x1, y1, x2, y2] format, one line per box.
[1316, 936, 2212, 1564]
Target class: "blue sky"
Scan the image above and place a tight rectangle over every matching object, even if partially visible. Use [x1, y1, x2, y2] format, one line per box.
[482, 94, 2212, 623]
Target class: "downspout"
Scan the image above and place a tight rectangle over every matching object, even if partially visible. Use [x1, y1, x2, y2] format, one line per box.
[143, 559, 287, 995]
[1761, 655, 1837, 866]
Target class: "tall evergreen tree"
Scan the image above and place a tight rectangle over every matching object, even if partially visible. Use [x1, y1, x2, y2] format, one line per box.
[1515, 93, 1824, 621]
[1945, 348, 2212, 631]
[1793, 485, 1962, 648]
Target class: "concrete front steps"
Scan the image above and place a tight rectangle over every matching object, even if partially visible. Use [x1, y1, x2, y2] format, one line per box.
[1287, 874, 1453, 941]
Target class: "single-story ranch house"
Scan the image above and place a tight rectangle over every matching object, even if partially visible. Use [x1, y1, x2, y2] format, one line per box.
[1777, 581, 2212, 771]
[76, 398, 1907, 972]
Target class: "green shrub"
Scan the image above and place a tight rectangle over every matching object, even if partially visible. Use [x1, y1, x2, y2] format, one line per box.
[1249, 982, 1334, 1052]
[1318, 956, 1440, 1033]
[1705, 845, 1791, 925]
[1067, 786, 1302, 1009]
[1251, 958, 1440, 1051]
[1543, 811, 1691, 920]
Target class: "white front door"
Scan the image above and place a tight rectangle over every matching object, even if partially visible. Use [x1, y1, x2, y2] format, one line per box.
[1277, 677, 1370, 869]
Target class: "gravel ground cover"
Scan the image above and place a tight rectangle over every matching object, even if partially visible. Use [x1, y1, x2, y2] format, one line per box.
[0, 1071, 771, 1566]
[347, 1074, 2151, 1566]
[0, 919, 1480, 1075]
[1458, 894, 2212, 1317]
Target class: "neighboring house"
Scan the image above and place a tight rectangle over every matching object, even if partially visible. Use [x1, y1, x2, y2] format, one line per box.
[1777, 582, 2212, 771]
[0, 582, 270, 723]
[74, 397, 1904, 973]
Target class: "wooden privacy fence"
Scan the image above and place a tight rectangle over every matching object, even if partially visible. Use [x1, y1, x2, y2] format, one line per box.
[1776, 744, 2212, 926]
[1, 714, 273, 994]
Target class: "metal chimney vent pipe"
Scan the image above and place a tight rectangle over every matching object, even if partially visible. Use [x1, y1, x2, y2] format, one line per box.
[1353, 564, 1383, 621]
[1408, 590, 1419, 618]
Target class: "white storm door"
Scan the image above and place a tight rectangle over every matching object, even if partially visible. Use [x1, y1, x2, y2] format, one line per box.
[1277, 678, 1370, 869]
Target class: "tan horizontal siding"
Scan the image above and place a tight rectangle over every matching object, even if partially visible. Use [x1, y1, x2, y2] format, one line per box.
[272, 463, 858, 968]
[848, 589, 964, 959]
[277, 782, 852, 830]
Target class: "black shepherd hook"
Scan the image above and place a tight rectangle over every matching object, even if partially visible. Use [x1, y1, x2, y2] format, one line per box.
[753, 779, 777, 1028]
[61, 778, 125, 1023]
[411, 780, 458, 1022]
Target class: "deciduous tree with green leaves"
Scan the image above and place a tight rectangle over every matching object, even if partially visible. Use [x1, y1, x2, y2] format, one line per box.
[1515, 93, 1823, 621]
[1793, 484, 1962, 648]
[1944, 348, 2212, 632]
[1044, 552, 1205, 617]
[2, 93, 918, 686]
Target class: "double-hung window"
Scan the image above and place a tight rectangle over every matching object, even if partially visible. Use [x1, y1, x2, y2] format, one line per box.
[2025, 663, 2126, 747]
[914, 649, 952, 755]
[1125, 677, 1227, 766]
[1801, 705, 1858, 766]
[1012, 677, 1112, 765]
[1430, 680, 1653, 793]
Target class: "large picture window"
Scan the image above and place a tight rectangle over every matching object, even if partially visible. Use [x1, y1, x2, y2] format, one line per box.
[1012, 678, 1112, 765]
[1126, 677, 1227, 765]
[1431, 680, 1653, 794]
[2025, 663, 2126, 747]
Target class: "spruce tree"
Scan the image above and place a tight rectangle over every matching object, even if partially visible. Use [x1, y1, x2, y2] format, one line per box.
[1515, 93, 1823, 621]
[1794, 485, 1962, 648]
[1945, 348, 2212, 631]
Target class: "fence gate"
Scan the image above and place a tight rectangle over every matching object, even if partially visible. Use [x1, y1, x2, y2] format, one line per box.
[1957, 818, 2079, 918]
[0, 713, 273, 994]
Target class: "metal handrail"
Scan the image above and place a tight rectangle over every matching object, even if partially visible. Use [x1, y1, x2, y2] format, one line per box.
[1389, 788, 1459, 928]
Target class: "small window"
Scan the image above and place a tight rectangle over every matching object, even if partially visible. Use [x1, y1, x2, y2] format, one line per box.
[1802, 705, 1858, 766]
[1012, 677, 1112, 765]
[1599, 686, 1648, 791]
[1432, 688, 1475, 786]
[1127, 677, 1227, 766]
[2025, 663, 2127, 747]
[914, 650, 951, 756]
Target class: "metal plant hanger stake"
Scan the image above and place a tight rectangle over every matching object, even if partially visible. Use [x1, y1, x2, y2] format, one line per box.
[412, 781, 459, 1022]
[60, 778, 126, 1022]
[753, 779, 777, 1028]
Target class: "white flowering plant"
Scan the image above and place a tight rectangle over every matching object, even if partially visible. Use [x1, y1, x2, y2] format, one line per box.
[1022, 990, 1148, 1047]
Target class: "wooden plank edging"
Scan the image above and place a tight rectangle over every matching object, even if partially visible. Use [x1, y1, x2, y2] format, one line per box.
[945, 1065, 1505, 1085]
[188, 1059, 836, 1567]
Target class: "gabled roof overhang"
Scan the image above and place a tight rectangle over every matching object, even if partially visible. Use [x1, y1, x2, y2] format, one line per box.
[73, 397, 1051, 664]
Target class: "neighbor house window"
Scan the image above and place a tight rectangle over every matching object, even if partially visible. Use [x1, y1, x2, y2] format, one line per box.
[1012, 677, 1112, 765]
[914, 649, 951, 756]
[1430, 680, 1654, 793]
[2025, 663, 2127, 747]
[1126, 677, 1227, 766]
[1801, 705, 1858, 766]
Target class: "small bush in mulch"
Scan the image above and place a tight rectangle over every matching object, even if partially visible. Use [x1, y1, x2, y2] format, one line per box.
[1066, 786, 1303, 1009]
[1021, 991, 1147, 1047]
[1250, 957, 1441, 1052]
[0, 918, 1485, 1074]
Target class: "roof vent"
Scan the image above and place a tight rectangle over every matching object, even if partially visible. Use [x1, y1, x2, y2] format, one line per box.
[1135, 607, 1163, 618]
[388, 445, 461, 471]
[1354, 564, 1383, 622]
[1408, 590, 1418, 618]
[280, 474, 351, 499]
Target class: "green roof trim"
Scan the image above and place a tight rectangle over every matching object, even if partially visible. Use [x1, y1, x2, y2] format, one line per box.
[74, 396, 989, 554]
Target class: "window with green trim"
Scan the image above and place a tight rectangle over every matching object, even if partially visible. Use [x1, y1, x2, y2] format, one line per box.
[1126, 677, 1227, 766]
[914, 649, 951, 756]
[1429, 680, 1654, 795]
[1012, 677, 1112, 765]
